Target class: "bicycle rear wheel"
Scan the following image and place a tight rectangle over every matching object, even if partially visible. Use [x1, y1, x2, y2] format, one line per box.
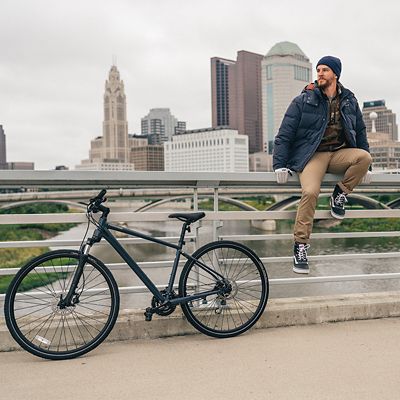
[179, 241, 268, 338]
[4, 250, 119, 360]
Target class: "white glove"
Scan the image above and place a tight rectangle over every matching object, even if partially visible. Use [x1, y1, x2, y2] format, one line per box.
[361, 170, 372, 184]
[274, 168, 293, 184]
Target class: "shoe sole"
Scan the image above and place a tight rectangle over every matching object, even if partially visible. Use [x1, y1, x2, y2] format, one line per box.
[293, 266, 310, 274]
[330, 209, 345, 220]
[330, 198, 345, 220]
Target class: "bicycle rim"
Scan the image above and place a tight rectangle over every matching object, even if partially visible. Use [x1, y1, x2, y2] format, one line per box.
[179, 241, 268, 338]
[5, 250, 119, 360]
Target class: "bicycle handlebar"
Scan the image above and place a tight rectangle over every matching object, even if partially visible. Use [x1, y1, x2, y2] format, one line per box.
[88, 189, 109, 214]
[90, 189, 107, 203]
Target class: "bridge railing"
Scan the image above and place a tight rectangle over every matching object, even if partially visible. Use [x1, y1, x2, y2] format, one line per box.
[1, 170, 400, 302]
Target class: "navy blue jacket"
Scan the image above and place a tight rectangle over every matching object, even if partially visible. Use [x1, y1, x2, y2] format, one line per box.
[272, 82, 370, 172]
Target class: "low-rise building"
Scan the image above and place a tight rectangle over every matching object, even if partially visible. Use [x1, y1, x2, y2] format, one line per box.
[76, 160, 134, 171]
[130, 145, 164, 171]
[368, 132, 400, 170]
[6, 162, 35, 170]
[164, 127, 249, 172]
[249, 152, 273, 172]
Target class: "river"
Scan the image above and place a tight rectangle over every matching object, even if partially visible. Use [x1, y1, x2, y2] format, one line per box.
[53, 211, 400, 310]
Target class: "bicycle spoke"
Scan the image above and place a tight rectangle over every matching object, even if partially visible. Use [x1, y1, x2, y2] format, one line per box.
[6, 250, 118, 359]
[181, 242, 268, 338]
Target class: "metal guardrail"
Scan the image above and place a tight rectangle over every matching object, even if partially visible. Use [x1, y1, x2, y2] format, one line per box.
[1, 170, 400, 300]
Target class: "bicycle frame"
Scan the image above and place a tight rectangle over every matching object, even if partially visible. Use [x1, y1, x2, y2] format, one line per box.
[63, 215, 227, 308]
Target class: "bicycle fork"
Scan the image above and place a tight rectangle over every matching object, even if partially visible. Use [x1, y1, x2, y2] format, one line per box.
[58, 240, 92, 309]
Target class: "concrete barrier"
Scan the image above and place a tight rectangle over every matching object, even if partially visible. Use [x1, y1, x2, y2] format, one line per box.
[2, 291, 400, 352]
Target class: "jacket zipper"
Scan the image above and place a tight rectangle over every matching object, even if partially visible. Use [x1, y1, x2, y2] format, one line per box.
[339, 95, 354, 146]
[300, 99, 329, 170]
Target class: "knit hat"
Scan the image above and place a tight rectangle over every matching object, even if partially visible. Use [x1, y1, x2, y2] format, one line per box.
[316, 56, 342, 79]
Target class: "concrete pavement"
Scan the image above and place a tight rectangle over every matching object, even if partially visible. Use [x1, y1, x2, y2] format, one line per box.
[2, 317, 400, 400]
[3, 291, 400, 352]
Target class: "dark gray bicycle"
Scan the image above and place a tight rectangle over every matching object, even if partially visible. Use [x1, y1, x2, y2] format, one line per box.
[4, 189, 269, 360]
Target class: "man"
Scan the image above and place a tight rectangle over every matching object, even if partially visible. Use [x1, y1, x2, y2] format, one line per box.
[273, 56, 372, 274]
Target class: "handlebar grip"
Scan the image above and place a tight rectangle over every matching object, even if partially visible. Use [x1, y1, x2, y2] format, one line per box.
[90, 189, 107, 203]
[97, 189, 107, 199]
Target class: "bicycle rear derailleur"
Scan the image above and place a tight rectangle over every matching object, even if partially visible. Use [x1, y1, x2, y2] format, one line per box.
[145, 289, 177, 321]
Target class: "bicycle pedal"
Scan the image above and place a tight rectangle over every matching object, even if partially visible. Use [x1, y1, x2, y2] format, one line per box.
[144, 308, 153, 322]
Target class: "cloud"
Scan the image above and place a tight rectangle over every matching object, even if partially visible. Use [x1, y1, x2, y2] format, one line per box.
[0, 0, 399, 169]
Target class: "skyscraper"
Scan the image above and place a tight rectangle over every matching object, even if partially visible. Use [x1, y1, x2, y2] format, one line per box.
[78, 65, 135, 170]
[99, 65, 129, 162]
[261, 41, 312, 153]
[0, 124, 34, 170]
[0, 125, 6, 169]
[141, 108, 186, 145]
[211, 57, 237, 128]
[211, 51, 263, 154]
[362, 100, 398, 141]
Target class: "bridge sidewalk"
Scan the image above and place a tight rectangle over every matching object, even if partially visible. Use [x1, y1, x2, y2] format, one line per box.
[1, 317, 400, 400]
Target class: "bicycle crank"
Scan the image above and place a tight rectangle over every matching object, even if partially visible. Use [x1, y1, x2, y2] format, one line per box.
[150, 289, 177, 317]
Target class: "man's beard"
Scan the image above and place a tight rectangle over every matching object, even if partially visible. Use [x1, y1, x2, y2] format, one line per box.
[318, 78, 334, 90]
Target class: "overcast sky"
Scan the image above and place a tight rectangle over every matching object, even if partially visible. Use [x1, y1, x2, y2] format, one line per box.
[1, 0, 399, 170]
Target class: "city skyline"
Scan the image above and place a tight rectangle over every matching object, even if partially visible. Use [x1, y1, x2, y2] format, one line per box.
[1, 0, 399, 169]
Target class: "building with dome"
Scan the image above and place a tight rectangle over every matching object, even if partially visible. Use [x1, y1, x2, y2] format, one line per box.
[261, 41, 312, 153]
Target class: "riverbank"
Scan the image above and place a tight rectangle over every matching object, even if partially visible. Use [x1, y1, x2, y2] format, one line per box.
[0, 203, 77, 293]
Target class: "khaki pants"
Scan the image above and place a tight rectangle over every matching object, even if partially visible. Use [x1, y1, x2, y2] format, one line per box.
[294, 148, 372, 244]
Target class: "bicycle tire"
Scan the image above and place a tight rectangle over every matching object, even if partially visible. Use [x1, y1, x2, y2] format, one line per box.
[179, 241, 268, 338]
[4, 249, 120, 360]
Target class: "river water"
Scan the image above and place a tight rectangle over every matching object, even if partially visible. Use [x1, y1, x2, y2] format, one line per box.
[53, 211, 400, 310]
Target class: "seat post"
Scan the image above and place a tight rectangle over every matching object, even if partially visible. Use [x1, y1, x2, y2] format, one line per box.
[177, 221, 188, 249]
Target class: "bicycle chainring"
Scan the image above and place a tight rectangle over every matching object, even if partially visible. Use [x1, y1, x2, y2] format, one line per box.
[151, 289, 177, 316]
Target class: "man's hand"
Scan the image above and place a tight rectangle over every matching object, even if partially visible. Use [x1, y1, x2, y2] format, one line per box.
[361, 170, 372, 184]
[274, 168, 293, 184]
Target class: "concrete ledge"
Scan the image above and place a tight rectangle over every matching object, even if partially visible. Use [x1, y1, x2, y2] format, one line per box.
[2, 291, 400, 352]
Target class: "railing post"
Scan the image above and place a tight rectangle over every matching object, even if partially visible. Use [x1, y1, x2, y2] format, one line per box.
[213, 187, 223, 241]
[193, 188, 200, 251]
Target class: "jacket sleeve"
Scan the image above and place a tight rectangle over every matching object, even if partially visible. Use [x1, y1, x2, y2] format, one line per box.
[354, 100, 370, 153]
[272, 96, 303, 170]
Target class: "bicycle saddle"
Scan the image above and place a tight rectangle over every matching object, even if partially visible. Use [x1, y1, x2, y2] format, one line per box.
[168, 212, 206, 223]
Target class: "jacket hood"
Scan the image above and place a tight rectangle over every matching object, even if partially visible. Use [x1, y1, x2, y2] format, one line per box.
[301, 81, 353, 99]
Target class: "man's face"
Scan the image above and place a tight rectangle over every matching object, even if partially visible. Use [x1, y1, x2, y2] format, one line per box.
[316, 65, 336, 89]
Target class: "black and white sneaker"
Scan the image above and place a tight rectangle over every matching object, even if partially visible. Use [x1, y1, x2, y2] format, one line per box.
[293, 242, 310, 274]
[330, 184, 348, 220]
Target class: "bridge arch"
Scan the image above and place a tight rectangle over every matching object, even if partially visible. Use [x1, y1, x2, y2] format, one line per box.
[267, 193, 389, 211]
[135, 195, 257, 212]
[387, 198, 400, 209]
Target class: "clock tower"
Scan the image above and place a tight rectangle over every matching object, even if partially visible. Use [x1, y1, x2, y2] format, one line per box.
[102, 65, 129, 162]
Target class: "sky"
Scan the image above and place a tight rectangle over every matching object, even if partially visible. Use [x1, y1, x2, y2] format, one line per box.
[1, 0, 399, 170]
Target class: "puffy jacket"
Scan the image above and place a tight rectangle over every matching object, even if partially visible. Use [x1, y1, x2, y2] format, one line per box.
[272, 82, 370, 172]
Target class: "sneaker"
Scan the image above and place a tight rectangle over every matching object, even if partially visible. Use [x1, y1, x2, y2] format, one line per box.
[330, 184, 348, 220]
[293, 242, 310, 274]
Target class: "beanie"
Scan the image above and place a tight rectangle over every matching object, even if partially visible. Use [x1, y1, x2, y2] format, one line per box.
[316, 56, 342, 79]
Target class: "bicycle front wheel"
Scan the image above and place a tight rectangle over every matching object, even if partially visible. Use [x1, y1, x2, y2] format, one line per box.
[179, 241, 268, 338]
[4, 250, 119, 360]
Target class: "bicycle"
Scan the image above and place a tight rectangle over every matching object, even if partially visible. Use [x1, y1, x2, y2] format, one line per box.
[4, 189, 269, 360]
